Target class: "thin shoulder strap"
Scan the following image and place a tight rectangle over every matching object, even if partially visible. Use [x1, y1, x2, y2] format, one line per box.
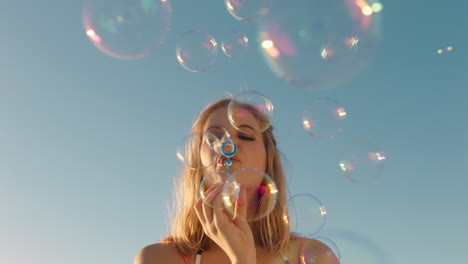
[299, 236, 306, 264]
[279, 251, 290, 264]
[174, 244, 190, 264]
[195, 250, 202, 264]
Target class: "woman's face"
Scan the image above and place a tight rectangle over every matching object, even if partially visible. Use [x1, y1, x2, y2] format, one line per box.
[200, 106, 267, 180]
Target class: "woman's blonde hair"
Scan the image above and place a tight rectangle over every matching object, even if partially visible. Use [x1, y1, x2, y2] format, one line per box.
[162, 98, 291, 255]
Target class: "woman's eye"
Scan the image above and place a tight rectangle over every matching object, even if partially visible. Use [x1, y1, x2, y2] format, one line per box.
[239, 135, 255, 141]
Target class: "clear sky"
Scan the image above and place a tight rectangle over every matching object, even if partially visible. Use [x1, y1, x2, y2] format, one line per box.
[2, 0, 467, 263]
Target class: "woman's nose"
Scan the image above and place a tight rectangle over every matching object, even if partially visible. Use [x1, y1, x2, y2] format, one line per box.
[219, 138, 237, 156]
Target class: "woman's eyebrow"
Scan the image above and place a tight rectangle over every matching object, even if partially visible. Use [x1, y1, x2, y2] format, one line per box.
[206, 125, 221, 130]
[238, 124, 258, 134]
[206, 125, 224, 131]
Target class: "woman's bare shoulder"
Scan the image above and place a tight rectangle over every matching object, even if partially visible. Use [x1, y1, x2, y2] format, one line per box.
[288, 236, 340, 264]
[133, 242, 185, 264]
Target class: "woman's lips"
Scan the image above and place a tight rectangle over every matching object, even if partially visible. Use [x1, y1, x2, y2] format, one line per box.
[218, 155, 239, 164]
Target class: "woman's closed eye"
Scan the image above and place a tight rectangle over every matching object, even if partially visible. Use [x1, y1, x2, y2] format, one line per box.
[238, 134, 255, 141]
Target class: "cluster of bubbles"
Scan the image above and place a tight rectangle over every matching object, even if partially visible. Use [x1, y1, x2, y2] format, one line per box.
[301, 96, 386, 184]
[176, 29, 249, 72]
[181, 91, 386, 261]
[174, 0, 274, 71]
[82, 0, 387, 260]
[175, 90, 387, 261]
[82, 0, 384, 92]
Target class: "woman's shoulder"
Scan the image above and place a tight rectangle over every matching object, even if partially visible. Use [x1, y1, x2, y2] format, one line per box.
[287, 236, 339, 264]
[133, 242, 185, 264]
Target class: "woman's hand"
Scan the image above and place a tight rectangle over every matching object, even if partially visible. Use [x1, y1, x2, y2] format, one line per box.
[194, 183, 256, 264]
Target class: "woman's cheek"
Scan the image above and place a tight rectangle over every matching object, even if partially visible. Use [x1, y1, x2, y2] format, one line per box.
[200, 145, 217, 167]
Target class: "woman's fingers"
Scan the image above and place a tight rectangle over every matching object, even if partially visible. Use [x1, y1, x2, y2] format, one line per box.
[195, 183, 220, 223]
[233, 186, 247, 219]
[231, 186, 251, 234]
[194, 197, 206, 224]
[201, 183, 224, 222]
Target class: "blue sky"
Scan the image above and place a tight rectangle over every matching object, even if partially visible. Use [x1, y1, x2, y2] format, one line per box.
[2, 0, 467, 263]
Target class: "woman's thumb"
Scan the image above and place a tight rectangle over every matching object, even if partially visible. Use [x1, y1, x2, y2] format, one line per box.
[233, 186, 247, 220]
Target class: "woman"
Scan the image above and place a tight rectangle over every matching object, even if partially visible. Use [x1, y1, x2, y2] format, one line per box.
[134, 98, 339, 264]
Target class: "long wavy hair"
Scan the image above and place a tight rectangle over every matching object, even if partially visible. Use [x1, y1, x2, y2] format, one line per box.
[162, 98, 291, 255]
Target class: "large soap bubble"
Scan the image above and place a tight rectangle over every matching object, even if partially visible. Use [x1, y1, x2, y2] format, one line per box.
[83, 0, 172, 60]
[225, 0, 272, 22]
[257, 0, 382, 89]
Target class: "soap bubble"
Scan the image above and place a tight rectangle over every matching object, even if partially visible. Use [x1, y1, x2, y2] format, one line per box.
[338, 140, 386, 184]
[83, 0, 172, 60]
[177, 132, 215, 170]
[200, 171, 240, 208]
[225, 0, 272, 22]
[228, 91, 274, 133]
[221, 31, 249, 58]
[285, 193, 327, 237]
[176, 29, 218, 72]
[302, 98, 347, 140]
[257, 0, 382, 89]
[225, 168, 278, 221]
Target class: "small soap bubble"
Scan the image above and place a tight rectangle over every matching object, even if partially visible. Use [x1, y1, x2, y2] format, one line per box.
[200, 171, 240, 208]
[176, 29, 218, 72]
[83, 0, 172, 60]
[225, 0, 272, 22]
[302, 98, 347, 140]
[226, 168, 278, 221]
[221, 31, 249, 58]
[228, 91, 274, 133]
[204, 126, 232, 156]
[285, 193, 327, 237]
[338, 140, 386, 184]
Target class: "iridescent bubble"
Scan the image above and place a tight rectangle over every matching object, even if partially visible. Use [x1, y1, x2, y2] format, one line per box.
[314, 237, 341, 260]
[176, 29, 218, 72]
[200, 171, 240, 208]
[225, 0, 272, 22]
[82, 0, 172, 60]
[302, 98, 347, 140]
[285, 193, 327, 237]
[300, 237, 340, 264]
[228, 91, 274, 133]
[225, 168, 278, 221]
[257, 0, 382, 89]
[204, 126, 232, 156]
[338, 140, 386, 184]
[177, 132, 215, 170]
[221, 31, 249, 58]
